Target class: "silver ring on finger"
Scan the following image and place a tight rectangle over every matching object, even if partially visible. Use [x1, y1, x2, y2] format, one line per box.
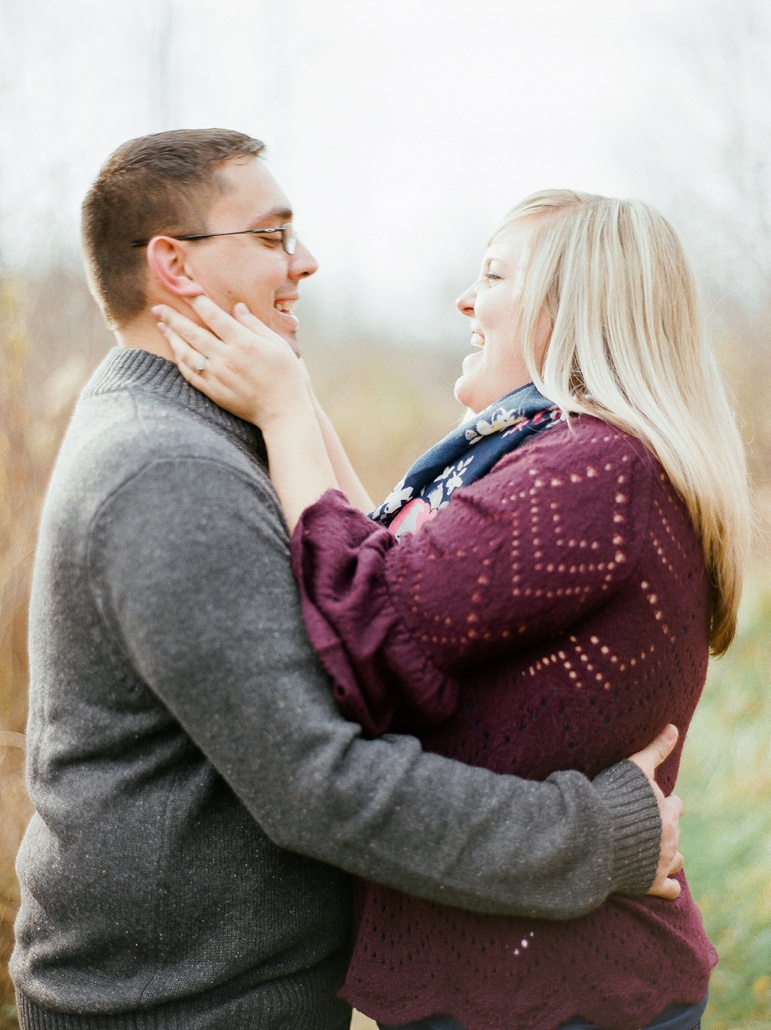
[193, 355, 207, 373]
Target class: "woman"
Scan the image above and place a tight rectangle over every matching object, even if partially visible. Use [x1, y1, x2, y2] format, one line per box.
[155, 190, 750, 1030]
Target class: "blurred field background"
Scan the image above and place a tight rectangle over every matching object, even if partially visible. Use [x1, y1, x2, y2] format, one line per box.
[2, 0, 771, 1028]
[1, 268, 769, 1030]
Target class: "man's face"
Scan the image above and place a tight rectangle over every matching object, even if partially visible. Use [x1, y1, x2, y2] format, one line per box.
[179, 157, 317, 350]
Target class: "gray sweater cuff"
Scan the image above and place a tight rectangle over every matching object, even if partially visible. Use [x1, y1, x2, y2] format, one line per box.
[593, 759, 661, 896]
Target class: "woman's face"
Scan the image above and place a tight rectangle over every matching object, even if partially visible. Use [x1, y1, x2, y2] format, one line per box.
[454, 218, 550, 413]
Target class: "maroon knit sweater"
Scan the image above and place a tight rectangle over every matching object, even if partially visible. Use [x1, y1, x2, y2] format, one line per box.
[291, 416, 717, 1030]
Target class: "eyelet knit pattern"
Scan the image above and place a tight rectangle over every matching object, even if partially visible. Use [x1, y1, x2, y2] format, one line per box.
[292, 417, 716, 1030]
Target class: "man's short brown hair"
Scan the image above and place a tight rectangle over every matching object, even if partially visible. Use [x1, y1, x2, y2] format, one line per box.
[82, 128, 265, 328]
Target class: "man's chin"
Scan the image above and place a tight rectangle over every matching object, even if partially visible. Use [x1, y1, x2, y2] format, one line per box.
[272, 308, 301, 344]
[279, 330, 301, 358]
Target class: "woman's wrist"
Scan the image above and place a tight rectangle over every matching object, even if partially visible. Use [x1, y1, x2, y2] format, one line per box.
[262, 404, 340, 531]
[260, 397, 317, 447]
[254, 378, 313, 431]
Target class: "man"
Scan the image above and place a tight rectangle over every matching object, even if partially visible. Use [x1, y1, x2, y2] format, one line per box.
[12, 129, 682, 1030]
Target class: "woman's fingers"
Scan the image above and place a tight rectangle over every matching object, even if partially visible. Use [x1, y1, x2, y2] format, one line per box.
[158, 320, 248, 414]
[158, 323, 210, 380]
[151, 303, 220, 359]
[231, 300, 274, 336]
[186, 294, 249, 342]
[153, 297, 308, 426]
[153, 298, 290, 360]
[187, 295, 289, 353]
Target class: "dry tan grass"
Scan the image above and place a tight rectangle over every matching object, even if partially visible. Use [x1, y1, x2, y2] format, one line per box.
[1, 269, 769, 1030]
[0, 273, 110, 1027]
[0, 272, 459, 1026]
[350, 1011, 378, 1030]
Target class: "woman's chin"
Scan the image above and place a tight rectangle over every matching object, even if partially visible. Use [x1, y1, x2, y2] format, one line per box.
[454, 374, 486, 414]
[454, 373, 474, 408]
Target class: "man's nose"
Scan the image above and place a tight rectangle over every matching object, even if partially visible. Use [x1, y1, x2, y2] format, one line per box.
[290, 240, 318, 280]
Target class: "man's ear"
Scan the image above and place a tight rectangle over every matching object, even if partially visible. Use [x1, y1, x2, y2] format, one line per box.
[146, 237, 204, 299]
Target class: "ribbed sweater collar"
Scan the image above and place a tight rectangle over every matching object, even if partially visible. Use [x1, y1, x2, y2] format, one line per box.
[84, 346, 266, 458]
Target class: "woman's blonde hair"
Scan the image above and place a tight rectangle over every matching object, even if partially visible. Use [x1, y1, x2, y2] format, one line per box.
[497, 189, 750, 654]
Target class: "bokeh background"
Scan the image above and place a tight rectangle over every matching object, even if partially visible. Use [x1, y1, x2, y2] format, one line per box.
[1, 1, 769, 1028]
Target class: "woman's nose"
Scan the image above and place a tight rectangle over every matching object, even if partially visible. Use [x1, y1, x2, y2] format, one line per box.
[455, 285, 475, 317]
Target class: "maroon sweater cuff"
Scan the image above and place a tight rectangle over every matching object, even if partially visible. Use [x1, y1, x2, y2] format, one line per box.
[291, 490, 459, 736]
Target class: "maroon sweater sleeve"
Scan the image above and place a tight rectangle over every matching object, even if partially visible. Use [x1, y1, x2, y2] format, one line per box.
[291, 420, 655, 736]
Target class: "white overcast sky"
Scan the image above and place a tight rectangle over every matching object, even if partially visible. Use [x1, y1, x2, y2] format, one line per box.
[0, 0, 745, 339]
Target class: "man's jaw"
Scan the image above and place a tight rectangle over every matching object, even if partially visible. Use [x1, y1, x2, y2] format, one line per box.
[273, 294, 300, 338]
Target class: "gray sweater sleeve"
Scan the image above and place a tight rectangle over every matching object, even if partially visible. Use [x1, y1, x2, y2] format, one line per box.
[90, 455, 661, 919]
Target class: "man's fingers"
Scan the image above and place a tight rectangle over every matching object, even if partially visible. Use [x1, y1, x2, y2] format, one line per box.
[628, 724, 678, 779]
[646, 845, 684, 900]
[660, 793, 683, 849]
[648, 723, 679, 768]
[652, 876, 682, 901]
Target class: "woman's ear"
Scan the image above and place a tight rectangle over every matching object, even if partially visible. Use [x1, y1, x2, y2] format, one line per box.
[146, 237, 204, 299]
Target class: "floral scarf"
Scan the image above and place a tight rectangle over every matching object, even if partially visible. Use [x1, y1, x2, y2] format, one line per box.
[370, 382, 564, 540]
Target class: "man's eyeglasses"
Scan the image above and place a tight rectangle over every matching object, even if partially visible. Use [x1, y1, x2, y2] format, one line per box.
[131, 223, 297, 255]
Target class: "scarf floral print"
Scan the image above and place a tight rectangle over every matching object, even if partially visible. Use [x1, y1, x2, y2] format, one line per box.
[370, 382, 564, 540]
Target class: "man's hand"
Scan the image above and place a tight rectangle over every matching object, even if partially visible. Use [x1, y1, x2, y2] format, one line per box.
[628, 725, 684, 900]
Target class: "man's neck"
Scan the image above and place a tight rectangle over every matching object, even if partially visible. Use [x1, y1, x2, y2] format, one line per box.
[115, 310, 174, 362]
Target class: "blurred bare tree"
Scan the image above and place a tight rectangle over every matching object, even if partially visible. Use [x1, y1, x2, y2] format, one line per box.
[629, 0, 771, 507]
[664, 0, 771, 313]
[128, 0, 181, 129]
[0, 0, 25, 271]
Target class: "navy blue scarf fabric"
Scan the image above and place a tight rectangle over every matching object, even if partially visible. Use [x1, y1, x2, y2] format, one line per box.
[370, 382, 564, 540]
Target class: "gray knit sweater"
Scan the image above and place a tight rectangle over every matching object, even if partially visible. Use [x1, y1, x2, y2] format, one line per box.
[12, 349, 661, 1030]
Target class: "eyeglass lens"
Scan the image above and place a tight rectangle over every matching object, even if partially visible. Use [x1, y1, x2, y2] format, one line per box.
[281, 225, 297, 255]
